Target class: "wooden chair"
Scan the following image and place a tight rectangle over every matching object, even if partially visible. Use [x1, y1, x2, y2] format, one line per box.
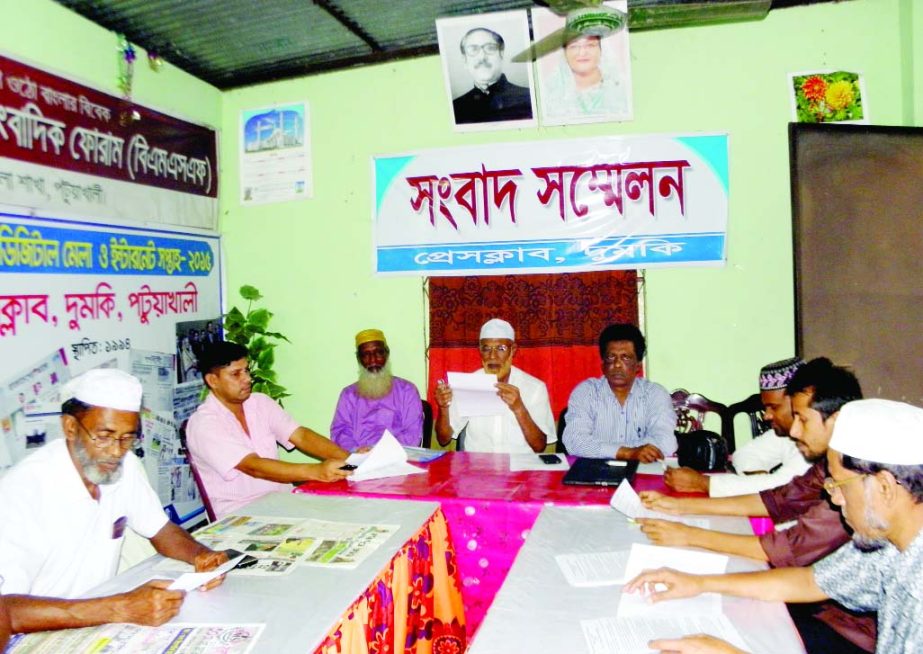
[179, 422, 217, 523]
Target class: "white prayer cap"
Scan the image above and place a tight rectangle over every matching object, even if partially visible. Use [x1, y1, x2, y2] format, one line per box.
[830, 399, 923, 465]
[479, 318, 515, 341]
[60, 368, 143, 412]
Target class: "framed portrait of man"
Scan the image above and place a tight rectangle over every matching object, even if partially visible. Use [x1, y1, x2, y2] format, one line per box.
[533, 1, 633, 126]
[436, 10, 537, 132]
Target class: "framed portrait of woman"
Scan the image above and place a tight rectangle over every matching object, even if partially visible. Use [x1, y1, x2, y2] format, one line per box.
[533, 1, 633, 126]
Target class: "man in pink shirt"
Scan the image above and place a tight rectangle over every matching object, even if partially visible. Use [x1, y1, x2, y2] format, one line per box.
[186, 341, 351, 518]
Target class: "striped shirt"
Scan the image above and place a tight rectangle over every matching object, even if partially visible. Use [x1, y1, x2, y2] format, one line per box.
[562, 376, 677, 458]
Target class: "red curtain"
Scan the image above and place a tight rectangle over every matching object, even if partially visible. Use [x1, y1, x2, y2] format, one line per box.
[427, 271, 639, 419]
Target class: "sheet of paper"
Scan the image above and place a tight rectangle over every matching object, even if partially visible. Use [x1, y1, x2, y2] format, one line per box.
[345, 430, 425, 482]
[402, 446, 447, 463]
[168, 554, 244, 591]
[609, 482, 710, 528]
[555, 551, 630, 586]
[617, 543, 728, 618]
[509, 453, 570, 472]
[581, 614, 749, 654]
[447, 371, 507, 416]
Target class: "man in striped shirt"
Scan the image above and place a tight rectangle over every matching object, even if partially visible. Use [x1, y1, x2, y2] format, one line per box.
[562, 323, 676, 462]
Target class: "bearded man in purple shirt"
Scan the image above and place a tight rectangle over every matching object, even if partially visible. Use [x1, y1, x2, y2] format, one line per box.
[330, 329, 424, 450]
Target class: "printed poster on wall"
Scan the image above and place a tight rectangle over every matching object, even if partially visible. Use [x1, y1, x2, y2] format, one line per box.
[239, 101, 313, 205]
[0, 210, 221, 523]
[373, 133, 728, 276]
[0, 52, 218, 230]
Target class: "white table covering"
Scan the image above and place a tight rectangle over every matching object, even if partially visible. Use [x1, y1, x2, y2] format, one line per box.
[470, 505, 806, 654]
[87, 492, 440, 653]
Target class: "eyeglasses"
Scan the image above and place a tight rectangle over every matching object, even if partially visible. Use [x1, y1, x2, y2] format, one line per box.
[75, 417, 138, 451]
[358, 347, 389, 360]
[463, 43, 500, 57]
[603, 353, 638, 365]
[479, 344, 510, 355]
[823, 474, 865, 495]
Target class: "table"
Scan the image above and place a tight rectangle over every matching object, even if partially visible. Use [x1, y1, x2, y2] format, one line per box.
[83, 493, 467, 654]
[297, 452, 775, 636]
[470, 505, 806, 654]
[297, 452, 666, 634]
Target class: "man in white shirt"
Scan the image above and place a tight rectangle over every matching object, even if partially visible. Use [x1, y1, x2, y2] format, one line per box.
[434, 318, 556, 453]
[0, 369, 227, 636]
[665, 357, 810, 497]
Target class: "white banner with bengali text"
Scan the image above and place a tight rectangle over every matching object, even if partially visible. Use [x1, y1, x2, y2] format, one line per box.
[373, 133, 728, 276]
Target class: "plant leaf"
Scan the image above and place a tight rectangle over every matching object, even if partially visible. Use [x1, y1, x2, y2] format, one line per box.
[247, 308, 272, 330]
[240, 285, 262, 301]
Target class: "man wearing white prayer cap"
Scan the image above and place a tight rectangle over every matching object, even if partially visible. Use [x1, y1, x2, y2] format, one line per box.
[435, 318, 555, 453]
[624, 398, 923, 654]
[0, 367, 228, 637]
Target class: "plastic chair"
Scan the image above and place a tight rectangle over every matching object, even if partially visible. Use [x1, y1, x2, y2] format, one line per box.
[421, 399, 434, 448]
[555, 406, 569, 454]
[671, 388, 734, 453]
[725, 393, 771, 447]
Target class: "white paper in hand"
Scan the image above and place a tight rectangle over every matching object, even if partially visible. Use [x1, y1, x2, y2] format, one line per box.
[167, 554, 243, 591]
[346, 430, 425, 482]
[447, 371, 506, 416]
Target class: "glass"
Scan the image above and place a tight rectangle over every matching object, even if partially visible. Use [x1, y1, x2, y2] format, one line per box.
[463, 43, 500, 57]
[479, 344, 510, 355]
[76, 417, 138, 450]
[823, 474, 865, 495]
[358, 347, 389, 359]
[603, 353, 637, 365]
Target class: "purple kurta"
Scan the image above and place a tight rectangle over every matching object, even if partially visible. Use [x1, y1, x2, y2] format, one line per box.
[330, 376, 424, 450]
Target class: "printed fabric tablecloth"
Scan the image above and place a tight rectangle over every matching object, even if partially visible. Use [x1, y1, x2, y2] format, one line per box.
[314, 507, 467, 654]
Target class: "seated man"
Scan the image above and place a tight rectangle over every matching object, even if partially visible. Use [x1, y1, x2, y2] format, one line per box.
[665, 357, 811, 497]
[563, 323, 676, 462]
[630, 399, 923, 654]
[434, 318, 555, 453]
[638, 358, 873, 653]
[0, 369, 227, 635]
[187, 341, 350, 519]
[330, 329, 423, 450]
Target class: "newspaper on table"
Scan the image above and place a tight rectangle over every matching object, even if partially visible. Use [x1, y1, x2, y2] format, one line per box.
[609, 482, 710, 529]
[7, 623, 264, 654]
[188, 514, 399, 573]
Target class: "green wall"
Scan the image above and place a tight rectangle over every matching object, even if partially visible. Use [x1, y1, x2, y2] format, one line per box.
[0, 0, 221, 141]
[2, 0, 919, 449]
[220, 0, 917, 444]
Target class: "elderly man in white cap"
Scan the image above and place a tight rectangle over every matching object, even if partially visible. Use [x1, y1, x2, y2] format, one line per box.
[625, 399, 923, 654]
[0, 368, 227, 636]
[434, 318, 555, 453]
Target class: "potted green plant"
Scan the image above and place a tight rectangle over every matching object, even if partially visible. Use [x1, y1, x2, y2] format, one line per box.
[222, 285, 290, 404]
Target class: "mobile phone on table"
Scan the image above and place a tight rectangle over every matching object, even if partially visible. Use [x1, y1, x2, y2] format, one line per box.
[340, 464, 358, 471]
[539, 454, 561, 465]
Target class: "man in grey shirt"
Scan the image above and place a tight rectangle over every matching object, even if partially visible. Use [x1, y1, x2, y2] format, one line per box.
[626, 398, 923, 654]
[563, 323, 676, 461]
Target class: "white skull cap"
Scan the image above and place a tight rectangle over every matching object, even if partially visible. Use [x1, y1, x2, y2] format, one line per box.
[830, 399, 923, 465]
[479, 318, 515, 341]
[60, 368, 143, 412]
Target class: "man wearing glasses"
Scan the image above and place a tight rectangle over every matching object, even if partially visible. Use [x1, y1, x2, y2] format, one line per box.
[452, 27, 533, 125]
[629, 399, 923, 654]
[638, 358, 874, 653]
[0, 368, 228, 635]
[330, 328, 423, 450]
[434, 318, 555, 453]
[563, 323, 677, 462]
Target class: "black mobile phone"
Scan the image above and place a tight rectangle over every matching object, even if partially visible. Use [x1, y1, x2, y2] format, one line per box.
[340, 464, 358, 470]
[235, 555, 259, 570]
[539, 454, 561, 465]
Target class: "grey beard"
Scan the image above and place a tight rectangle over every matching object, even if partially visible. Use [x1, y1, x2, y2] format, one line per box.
[356, 361, 394, 399]
[73, 436, 123, 485]
[852, 492, 890, 552]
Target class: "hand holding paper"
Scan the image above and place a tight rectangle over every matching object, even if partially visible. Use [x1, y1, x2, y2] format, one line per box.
[168, 554, 243, 591]
[447, 371, 506, 416]
[345, 430, 425, 482]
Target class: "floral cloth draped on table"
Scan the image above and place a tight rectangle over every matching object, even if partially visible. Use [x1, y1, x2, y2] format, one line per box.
[427, 271, 639, 418]
[315, 509, 466, 654]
